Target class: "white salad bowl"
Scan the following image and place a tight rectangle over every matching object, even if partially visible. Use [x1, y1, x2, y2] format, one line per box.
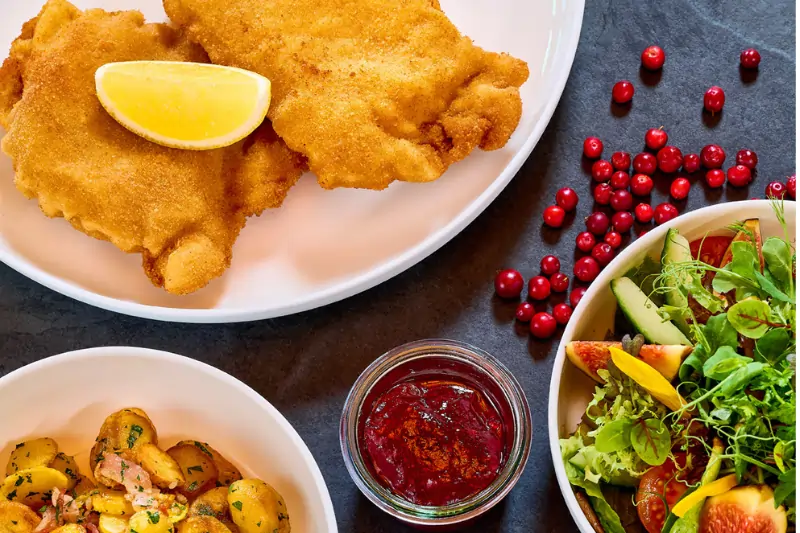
[0, 347, 337, 533]
[548, 200, 797, 533]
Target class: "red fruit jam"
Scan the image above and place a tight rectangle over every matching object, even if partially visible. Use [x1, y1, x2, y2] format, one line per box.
[362, 376, 507, 507]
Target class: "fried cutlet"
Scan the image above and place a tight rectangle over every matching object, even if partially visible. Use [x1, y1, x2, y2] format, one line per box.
[163, 0, 529, 190]
[0, 0, 305, 295]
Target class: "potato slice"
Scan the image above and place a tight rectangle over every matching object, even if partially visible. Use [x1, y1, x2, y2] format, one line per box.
[178, 516, 232, 533]
[72, 475, 97, 498]
[175, 442, 241, 487]
[92, 491, 135, 517]
[0, 500, 40, 533]
[51, 526, 85, 533]
[166, 446, 217, 499]
[137, 444, 184, 490]
[49, 453, 79, 490]
[0, 467, 69, 508]
[91, 409, 157, 473]
[227, 480, 289, 533]
[189, 487, 229, 521]
[129, 510, 175, 533]
[99, 515, 128, 533]
[5, 438, 58, 476]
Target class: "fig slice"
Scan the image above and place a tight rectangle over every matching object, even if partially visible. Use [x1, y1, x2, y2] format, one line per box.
[565, 341, 691, 382]
[699, 485, 787, 533]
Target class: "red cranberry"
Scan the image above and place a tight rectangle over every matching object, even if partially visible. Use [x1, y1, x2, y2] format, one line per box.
[635, 203, 654, 223]
[528, 276, 551, 301]
[700, 144, 726, 169]
[787, 175, 796, 199]
[654, 203, 679, 225]
[705, 169, 726, 188]
[633, 152, 658, 175]
[611, 151, 631, 171]
[704, 86, 725, 113]
[683, 153, 701, 173]
[645, 128, 668, 150]
[670, 177, 691, 200]
[604, 231, 622, 249]
[641, 45, 665, 70]
[611, 211, 634, 232]
[727, 165, 752, 187]
[552, 303, 573, 326]
[555, 187, 579, 211]
[610, 171, 631, 190]
[540, 255, 561, 275]
[530, 312, 557, 339]
[593, 183, 613, 205]
[736, 149, 758, 169]
[495, 269, 524, 298]
[657, 146, 684, 173]
[585, 212, 610, 235]
[630, 174, 654, 196]
[574, 256, 601, 282]
[550, 272, 570, 293]
[612, 80, 635, 103]
[543, 205, 566, 227]
[569, 287, 587, 308]
[740, 48, 761, 69]
[515, 302, 534, 322]
[583, 137, 603, 159]
[766, 181, 787, 199]
[610, 190, 633, 212]
[575, 231, 596, 252]
[591, 243, 615, 266]
[592, 160, 614, 182]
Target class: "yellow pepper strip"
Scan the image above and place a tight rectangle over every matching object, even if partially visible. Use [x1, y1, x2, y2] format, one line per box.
[671, 475, 739, 517]
[609, 347, 685, 411]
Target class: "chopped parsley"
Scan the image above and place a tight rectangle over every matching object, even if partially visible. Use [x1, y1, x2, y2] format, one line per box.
[137, 485, 144, 493]
[146, 511, 160, 524]
[228, 486, 237, 493]
[120, 461, 128, 480]
[187, 481, 198, 492]
[192, 442, 213, 458]
[5, 489, 16, 500]
[39, 506, 47, 513]
[14, 443, 23, 449]
[231, 501, 243, 512]
[25, 452, 30, 458]
[196, 505, 214, 517]
[24, 474, 32, 484]
[127, 425, 144, 449]
[95, 452, 105, 464]
[11, 521, 17, 525]
[14, 476, 23, 487]
[65, 468, 76, 479]
[131, 529, 138, 533]
[277, 513, 288, 521]
[256, 522, 261, 528]
[187, 465, 204, 473]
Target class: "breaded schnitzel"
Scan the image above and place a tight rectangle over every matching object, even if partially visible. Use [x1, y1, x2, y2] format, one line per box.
[0, 0, 305, 295]
[163, 0, 529, 190]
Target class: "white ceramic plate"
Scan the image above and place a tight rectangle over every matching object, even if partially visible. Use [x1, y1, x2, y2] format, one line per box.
[0, 0, 584, 323]
[548, 200, 797, 533]
[0, 346, 337, 533]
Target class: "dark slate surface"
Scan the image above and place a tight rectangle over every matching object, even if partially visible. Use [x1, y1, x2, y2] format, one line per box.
[0, 1, 796, 532]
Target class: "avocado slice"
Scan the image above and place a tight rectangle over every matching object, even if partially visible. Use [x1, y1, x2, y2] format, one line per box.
[611, 277, 691, 346]
[661, 228, 693, 337]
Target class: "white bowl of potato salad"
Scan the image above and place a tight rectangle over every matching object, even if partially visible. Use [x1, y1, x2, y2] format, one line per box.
[0, 347, 337, 533]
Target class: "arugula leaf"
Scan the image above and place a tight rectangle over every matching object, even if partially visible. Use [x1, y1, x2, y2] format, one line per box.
[594, 419, 633, 453]
[727, 300, 772, 338]
[703, 346, 752, 381]
[718, 362, 766, 396]
[755, 270, 794, 303]
[630, 418, 670, 466]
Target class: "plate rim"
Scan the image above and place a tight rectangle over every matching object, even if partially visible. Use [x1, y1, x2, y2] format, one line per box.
[0, 0, 586, 323]
[547, 200, 796, 533]
[0, 345, 338, 532]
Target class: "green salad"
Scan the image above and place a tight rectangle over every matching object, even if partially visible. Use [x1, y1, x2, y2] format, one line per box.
[561, 202, 795, 533]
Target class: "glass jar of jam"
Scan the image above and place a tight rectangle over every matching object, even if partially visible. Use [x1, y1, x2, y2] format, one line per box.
[340, 339, 532, 527]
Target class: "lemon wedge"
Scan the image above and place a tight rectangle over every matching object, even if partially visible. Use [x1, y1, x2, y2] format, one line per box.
[609, 346, 685, 411]
[95, 61, 271, 150]
[671, 475, 738, 517]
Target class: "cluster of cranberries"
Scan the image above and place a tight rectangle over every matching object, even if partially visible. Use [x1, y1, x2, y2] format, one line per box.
[498, 44, 792, 339]
[494, 255, 586, 339]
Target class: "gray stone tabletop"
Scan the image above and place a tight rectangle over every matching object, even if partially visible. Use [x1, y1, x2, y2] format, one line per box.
[0, 0, 796, 531]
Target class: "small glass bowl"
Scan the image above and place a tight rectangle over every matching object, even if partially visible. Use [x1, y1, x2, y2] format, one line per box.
[340, 339, 532, 527]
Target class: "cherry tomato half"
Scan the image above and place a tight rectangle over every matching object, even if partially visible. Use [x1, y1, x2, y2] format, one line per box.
[636, 454, 700, 533]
